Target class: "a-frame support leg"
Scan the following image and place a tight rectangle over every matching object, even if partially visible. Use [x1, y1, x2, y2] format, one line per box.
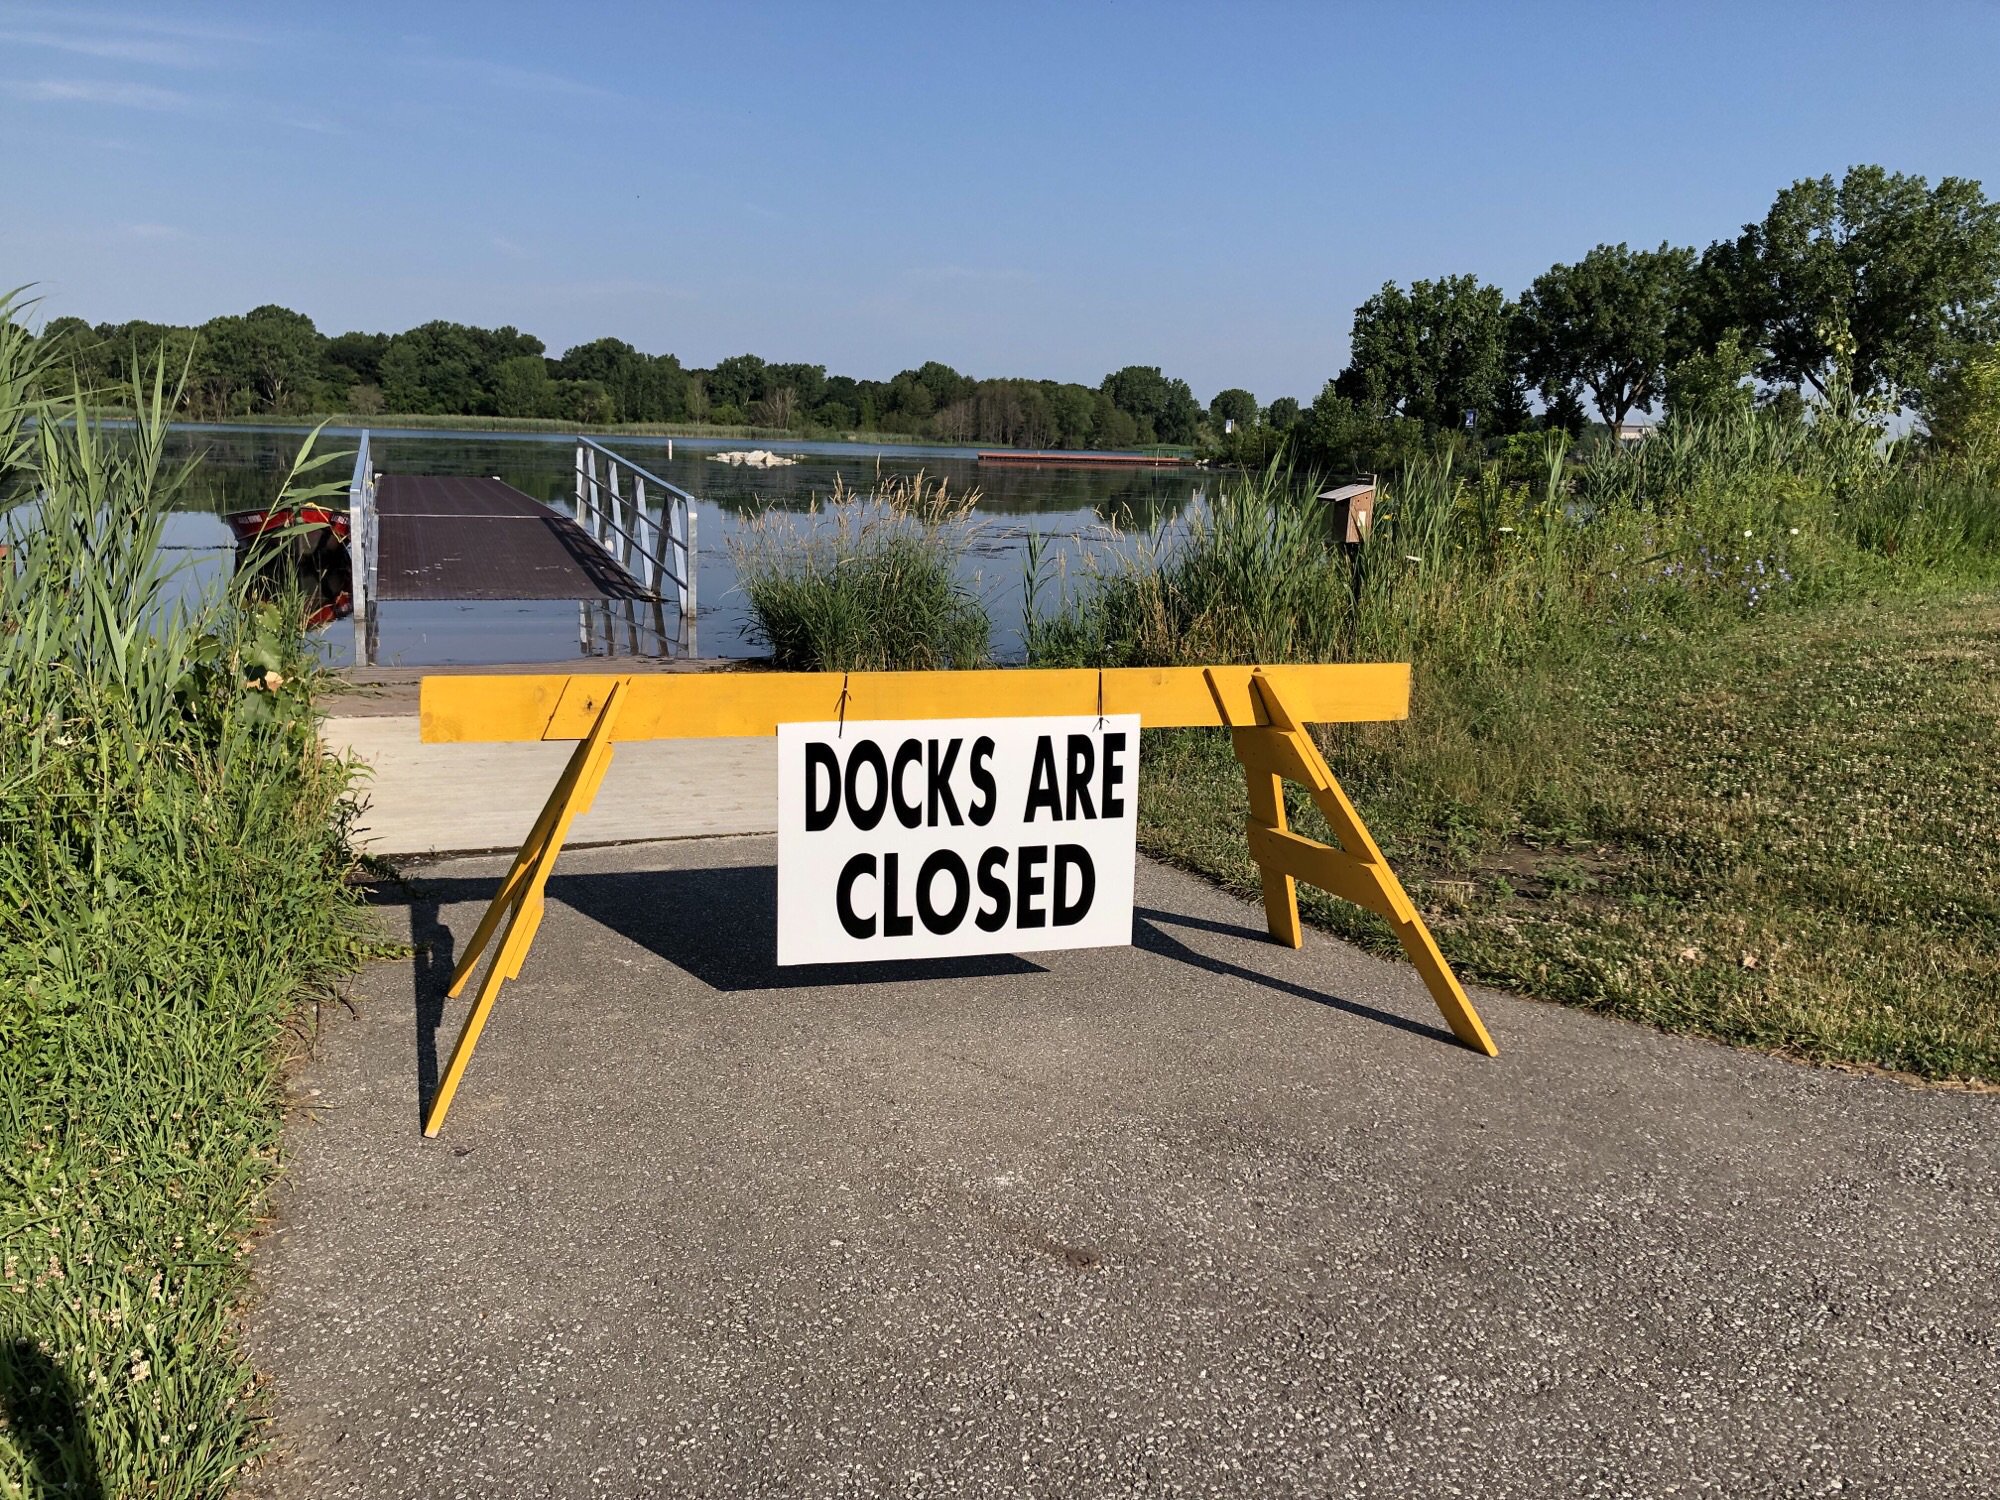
[421, 681, 627, 1137]
[1210, 669, 1498, 1057]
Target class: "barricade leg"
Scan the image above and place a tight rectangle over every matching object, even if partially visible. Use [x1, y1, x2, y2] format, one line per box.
[1244, 764, 1304, 948]
[422, 682, 626, 1136]
[1209, 668, 1498, 1057]
[444, 730, 599, 998]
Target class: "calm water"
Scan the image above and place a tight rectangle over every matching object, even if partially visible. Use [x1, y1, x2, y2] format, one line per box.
[157, 426, 1211, 665]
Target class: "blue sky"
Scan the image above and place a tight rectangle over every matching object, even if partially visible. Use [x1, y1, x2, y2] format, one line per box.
[5, 1, 2000, 403]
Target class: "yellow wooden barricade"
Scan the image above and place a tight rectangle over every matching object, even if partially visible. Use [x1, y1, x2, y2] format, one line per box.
[416, 664, 1496, 1136]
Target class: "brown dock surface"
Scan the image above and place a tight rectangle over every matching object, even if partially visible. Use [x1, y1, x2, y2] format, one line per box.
[374, 475, 650, 602]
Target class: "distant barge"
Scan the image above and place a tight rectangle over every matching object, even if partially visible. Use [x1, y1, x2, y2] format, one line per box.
[976, 450, 1195, 470]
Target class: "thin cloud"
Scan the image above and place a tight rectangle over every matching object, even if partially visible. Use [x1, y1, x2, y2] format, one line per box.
[3, 77, 194, 110]
[399, 53, 626, 104]
[121, 222, 191, 242]
[0, 29, 204, 66]
[0, 8, 271, 46]
[492, 235, 535, 260]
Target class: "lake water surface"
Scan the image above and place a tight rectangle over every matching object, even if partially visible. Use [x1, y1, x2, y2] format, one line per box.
[159, 426, 1211, 666]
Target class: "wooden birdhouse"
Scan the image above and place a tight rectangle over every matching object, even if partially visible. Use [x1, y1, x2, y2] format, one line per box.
[1316, 480, 1376, 545]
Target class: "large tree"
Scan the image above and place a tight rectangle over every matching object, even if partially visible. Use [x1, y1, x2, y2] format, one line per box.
[1335, 275, 1515, 431]
[1514, 242, 1695, 428]
[1708, 164, 2000, 406]
[234, 304, 324, 413]
[1208, 387, 1258, 429]
[492, 354, 556, 418]
[379, 331, 453, 414]
[1099, 365, 1201, 445]
[557, 337, 687, 422]
[323, 330, 388, 393]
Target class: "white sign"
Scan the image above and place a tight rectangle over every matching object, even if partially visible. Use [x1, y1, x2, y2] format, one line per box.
[777, 715, 1140, 965]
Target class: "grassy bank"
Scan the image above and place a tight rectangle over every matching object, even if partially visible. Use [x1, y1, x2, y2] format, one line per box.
[1139, 592, 1998, 1081]
[1031, 419, 2000, 1084]
[2, 328, 363, 1494]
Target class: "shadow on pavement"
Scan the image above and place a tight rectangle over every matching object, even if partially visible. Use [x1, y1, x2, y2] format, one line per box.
[1134, 905, 1458, 1048]
[374, 863, 1454, 1121]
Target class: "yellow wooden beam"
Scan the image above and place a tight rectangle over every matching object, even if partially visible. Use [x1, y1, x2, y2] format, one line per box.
[418, 663, 1412, 744]
[1243, 821, 1399, 921]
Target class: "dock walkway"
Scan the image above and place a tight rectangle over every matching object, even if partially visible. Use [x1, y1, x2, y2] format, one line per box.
[373, 475, 650, 603]
[346, 435, 699, 663]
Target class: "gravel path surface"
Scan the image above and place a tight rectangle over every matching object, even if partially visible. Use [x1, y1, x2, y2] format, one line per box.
[249, 836, 1999, 1498]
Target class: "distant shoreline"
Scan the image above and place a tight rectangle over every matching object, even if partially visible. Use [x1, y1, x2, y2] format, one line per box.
[80, 407, 1195, 461]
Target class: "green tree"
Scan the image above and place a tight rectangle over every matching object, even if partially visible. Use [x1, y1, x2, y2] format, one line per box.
[1514, 243, 1695, 429]
[236, 304, 324, 413]
[493, 354, 557, 418]
[1663, 329, 1758, 423]
[324, 329, 388, 390]
[886, 370, 936, 422]
[1093, 390, 1139, 448]
[1921, 343, 2000, 469]
[558, 337, 677, 421]
[765, 361, 827, 410]
[89, 320, 196, 403]
[189, 315, 252, 416]
[705, 353, 768, 412]
[381, 322, 480, 413]
[36, 316, 99, 390]
[1334, 275, 1515, 430]
[1046, 383, 1098, 448]
[1542, 388, 1589, 437]
[1265, 395, 1301, 431]
[1099, 365, 1201, 445]
[1708, 164, 2000, 406]
[560, 378, 614, 425]
[1209, 387, 1258, 429]
[1293, 384, 1429, 475]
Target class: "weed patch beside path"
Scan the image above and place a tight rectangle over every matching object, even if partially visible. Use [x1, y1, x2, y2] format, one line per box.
[1140, 591, 2000, 1083]
[2, 322, 366, 1497]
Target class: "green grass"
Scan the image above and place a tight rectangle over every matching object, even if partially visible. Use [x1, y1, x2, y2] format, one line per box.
[2, 317, 365, 1496]
[1031, 415, 2000, 1084]
[1138, 592, 2000, 1082]
[732, 470, 991, 671]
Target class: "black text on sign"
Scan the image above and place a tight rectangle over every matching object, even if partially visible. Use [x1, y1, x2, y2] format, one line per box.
[776, 716, 1141, 964]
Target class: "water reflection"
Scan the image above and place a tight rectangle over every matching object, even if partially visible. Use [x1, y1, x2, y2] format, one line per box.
[160, 425, 1209, 665]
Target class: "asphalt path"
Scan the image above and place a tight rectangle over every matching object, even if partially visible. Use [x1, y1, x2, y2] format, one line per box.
[248, 836, 1999, 1498]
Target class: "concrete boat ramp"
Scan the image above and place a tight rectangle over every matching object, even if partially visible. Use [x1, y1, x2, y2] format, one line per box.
[322, 660, 775, 855]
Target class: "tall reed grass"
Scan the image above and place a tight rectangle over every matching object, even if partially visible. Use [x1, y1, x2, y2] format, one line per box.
[1, 300, 363, 1498]
[1027, 405, 2000, 1079]
[1033, 409, 2000, 683]
[732, 469, 990, 671]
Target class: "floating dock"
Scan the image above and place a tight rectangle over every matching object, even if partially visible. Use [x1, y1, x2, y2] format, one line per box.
[346, 434, 698, 664]
[372, 476, 652, 603]
[975, 450, 1194, 470]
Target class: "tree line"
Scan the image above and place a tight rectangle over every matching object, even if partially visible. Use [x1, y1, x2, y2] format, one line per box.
[31, 164, 2000, 460]
[1275, 163, 2000, 473]
[34, 308, 1217, 450]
